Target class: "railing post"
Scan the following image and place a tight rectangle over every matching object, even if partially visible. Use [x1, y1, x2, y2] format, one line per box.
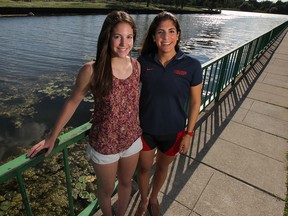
[63, 148, 75, 215]
[243, 42, 253, 68]
[17, 173, 33, 216]
[251, 37, 260, 60]
[215, 56, 228, 102]
[231, 47, 244, 85]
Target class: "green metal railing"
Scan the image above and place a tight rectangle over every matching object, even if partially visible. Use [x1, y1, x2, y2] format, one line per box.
[200, 21, 287, 110]
[1, 21, 287, 216]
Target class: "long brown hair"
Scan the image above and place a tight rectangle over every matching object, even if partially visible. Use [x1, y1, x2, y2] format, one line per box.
[91, 11, 136, 97]
[141, 11, 181, 55]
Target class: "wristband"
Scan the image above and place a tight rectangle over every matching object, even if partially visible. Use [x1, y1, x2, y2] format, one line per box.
[185, 130, 194, 137]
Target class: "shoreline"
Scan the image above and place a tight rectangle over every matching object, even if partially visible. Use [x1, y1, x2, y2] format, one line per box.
[0, 7, 221, 17]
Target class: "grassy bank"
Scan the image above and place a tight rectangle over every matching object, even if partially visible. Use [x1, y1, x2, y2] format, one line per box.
[0, 0, 201, 11]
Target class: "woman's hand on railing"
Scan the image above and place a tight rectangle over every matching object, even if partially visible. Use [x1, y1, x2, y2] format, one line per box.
[27, 138, 55, 158]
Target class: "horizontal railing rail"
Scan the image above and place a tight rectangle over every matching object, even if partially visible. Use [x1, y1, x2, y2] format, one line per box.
[1, 20, 287, 216]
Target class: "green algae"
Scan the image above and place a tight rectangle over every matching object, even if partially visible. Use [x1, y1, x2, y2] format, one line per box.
[0, 72, 94, 128]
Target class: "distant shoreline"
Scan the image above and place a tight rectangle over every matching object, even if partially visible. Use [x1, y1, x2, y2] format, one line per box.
[0, 7, 221, 17]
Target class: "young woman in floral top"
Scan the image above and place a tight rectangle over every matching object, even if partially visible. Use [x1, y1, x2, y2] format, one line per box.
[28, 11, 142, 216]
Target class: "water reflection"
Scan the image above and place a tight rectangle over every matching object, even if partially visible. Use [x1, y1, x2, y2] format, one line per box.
[0, 122, 47, 161]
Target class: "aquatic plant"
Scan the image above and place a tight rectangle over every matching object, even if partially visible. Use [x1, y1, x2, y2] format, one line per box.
[0, 72, 94, 128]
[75, 175, 97, 203]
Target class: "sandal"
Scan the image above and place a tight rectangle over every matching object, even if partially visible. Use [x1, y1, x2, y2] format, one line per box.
[135, 204, 147, 216]
[147, 200, 160, 216]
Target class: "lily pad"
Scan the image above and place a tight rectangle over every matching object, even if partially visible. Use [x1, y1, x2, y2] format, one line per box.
[78, 176, 88, 183]
[75, 182, 86, 191]
[86, 175, 96, 183]
[0, 201, 11, 211]
[79, 191, 89, 199]
[87, 193, 96, 202]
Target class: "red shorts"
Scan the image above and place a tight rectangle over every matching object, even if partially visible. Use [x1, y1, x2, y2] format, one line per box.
[141, 130, 186, 156]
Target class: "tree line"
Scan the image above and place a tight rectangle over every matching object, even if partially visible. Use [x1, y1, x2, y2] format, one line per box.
[124, 0, 288, 14]
[17, 0, 288, 14]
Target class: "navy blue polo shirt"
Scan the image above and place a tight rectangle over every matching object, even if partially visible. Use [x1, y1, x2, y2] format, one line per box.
[138, 50, 202, 135]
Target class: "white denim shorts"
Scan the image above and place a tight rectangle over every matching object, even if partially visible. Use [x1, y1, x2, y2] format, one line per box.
[86, 137, 142, 165]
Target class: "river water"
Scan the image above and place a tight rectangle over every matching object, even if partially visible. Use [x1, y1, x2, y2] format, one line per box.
[0, 10, 287, 162]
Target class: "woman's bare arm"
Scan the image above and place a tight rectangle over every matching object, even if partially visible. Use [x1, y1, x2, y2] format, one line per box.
[27, 62, 93, 158]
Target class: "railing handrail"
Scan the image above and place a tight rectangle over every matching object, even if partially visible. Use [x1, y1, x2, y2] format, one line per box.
[0, 122, 92, 185]
[1, 20, 287, 216]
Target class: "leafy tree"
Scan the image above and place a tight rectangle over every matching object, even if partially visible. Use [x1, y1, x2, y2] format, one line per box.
[181, 0, 185, 8]
[269, 6, 278, 13]
[146, 0, 150, 7]
[239, 1, 254, 11]
[260, 1, 273, 12]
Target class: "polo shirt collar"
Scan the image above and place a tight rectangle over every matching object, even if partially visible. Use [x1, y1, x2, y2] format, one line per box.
[152, 50, 185, 64]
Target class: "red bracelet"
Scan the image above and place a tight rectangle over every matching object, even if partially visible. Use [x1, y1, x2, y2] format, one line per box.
[185, 130, 194, 137]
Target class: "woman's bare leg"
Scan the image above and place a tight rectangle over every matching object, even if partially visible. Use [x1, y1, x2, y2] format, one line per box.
[137, 149, 156, 208]
[92, 162, 118, 216]
[149, 151, 175, 204]
[116, 152, 140, 216]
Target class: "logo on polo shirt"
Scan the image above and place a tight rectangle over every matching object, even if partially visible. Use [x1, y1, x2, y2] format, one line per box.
[144, 67, 155, 71]
[174, 69, 187, 75]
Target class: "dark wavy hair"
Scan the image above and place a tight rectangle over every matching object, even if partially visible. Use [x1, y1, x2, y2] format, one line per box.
[91, 11, 136, 97]
[140, 11, 181, 55]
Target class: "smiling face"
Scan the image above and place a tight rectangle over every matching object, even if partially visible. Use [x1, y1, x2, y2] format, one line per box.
[110, 22, 134, 58]
[153, 19, 180, 56]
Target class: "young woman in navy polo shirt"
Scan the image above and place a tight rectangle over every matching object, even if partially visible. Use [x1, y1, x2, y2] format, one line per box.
[136, 11, 202, 216]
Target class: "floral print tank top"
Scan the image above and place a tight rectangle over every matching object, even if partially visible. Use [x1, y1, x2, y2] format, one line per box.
[89, 58, 142, 154]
